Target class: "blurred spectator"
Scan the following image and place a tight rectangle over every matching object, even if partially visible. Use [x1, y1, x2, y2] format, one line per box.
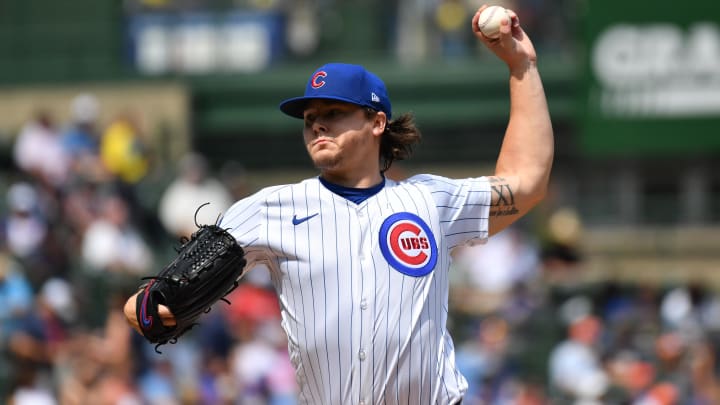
[548, 314, 609, 403]
[94, 373, 143, 405]
[659, 282, 719, 346]
[61, 93, 111, 183]
[223, 270, 280, 327]
[0, 253, 34, 342]
[53, 293, 140, 404]
[6, 363, 56, 405]
[12, 110, 70, 188]
[158, 152, 233, 238]
[0, 182, 65, 289]
[650, 332, 691, 401]
[605, 352, 657, 403]
[81, 193, 153, 276]
[0, 255, 34, 398]
[655, 333, 686, 370]
[455, 315, 513, 404]
[229, 320, 297, 405]
[2, 182, 47, 260]
[219, 270, 296, 405]
[137, 357, 180, 405]
[4, 278, 76, 394]
[633, 382, 679, 405]
[434, 0, 471, 58]
[197, 353, 236, 405]
[60, 178, 104, 252]
[79, 193, 153, 327]
[688, 340, 720, 404]
[99, 110, 161, 239]
[63, 93, 100, 153]
[451, 227, 540, 315]
[100, 111, 151, 185]
[36, 278, 77, 350]
[195, 307, 236, 362]
[540, 206, 584, 285]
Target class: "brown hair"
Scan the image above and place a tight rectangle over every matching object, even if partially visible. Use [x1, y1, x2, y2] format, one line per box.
[365, 108, 422, 172]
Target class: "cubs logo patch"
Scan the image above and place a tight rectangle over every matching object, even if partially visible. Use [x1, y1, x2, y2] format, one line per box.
[379, 212, 438, 277]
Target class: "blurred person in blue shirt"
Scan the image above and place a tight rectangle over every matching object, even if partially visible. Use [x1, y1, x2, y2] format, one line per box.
[62, 93, 100, 156]
[0, 253, 34, 343]
[61, 93, 111, 184]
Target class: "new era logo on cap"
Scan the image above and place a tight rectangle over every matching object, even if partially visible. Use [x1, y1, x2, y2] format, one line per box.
[279, 63, 392, 119]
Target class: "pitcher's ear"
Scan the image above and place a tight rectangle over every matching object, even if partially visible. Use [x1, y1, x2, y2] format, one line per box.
[372, 111, 387, 136]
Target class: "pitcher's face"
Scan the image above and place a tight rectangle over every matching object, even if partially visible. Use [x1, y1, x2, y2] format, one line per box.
[302, 100, 379, 172]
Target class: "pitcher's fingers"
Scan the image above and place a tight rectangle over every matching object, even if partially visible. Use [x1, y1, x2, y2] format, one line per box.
[498, 13, 513, 38]
[506, 9, 520, 28]
[158, 304, 177, 326]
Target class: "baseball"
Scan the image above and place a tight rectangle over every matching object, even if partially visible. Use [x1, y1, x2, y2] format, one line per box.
[477, 6, 510, 39]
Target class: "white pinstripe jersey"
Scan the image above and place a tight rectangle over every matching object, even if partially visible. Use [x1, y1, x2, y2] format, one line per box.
[219, 174, 491, 405]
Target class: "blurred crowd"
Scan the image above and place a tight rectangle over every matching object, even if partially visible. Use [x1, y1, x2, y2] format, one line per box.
[0, 92, 269, 405]
[3, 102, 720, 404]
[447, 221, 720, 405]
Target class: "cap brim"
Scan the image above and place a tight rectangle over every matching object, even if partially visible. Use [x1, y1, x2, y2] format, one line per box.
[279, 95, 368, 119]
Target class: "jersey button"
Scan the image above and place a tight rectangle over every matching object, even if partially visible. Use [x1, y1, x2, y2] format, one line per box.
[360, 299, 367, 310]
[359, 350, 366, 361]
[360, 401, 366, 405]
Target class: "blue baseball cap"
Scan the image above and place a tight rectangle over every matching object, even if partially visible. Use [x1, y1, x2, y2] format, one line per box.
[279, 63, 392, 119]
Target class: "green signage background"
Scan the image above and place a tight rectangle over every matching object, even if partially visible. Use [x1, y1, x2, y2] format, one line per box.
[580, 1, 720, 157]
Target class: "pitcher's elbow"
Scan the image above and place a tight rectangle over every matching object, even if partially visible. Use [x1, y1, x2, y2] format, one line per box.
[527, 180, 549, 209]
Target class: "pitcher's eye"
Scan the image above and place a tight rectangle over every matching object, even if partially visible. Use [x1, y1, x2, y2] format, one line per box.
[303, 115, 316, 127]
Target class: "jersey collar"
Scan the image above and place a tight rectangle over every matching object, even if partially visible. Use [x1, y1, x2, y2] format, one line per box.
[318, 175, 385, 204]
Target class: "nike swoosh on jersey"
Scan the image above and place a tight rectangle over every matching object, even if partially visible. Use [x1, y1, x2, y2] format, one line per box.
[292, 213, 318, 225]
